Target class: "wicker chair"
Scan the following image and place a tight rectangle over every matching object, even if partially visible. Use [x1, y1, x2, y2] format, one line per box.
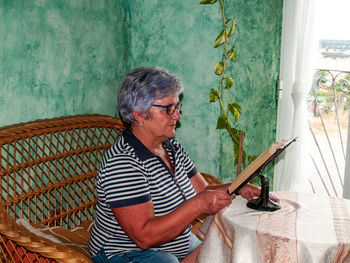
[0, 114, 221, 263]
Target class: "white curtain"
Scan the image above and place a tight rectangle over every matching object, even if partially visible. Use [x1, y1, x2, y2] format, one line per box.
[343, 115, 350, 199]
[274, 0, 317, 191]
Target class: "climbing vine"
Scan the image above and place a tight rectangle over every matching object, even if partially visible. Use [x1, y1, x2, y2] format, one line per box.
[201, 0, 257, 175]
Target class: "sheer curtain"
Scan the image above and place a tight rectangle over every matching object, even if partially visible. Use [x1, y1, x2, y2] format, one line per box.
[343, 118, 350, 199]
[274, 0, 317, 191]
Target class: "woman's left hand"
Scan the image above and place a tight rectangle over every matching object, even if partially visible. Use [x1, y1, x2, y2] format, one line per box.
[238, 184, 260, 201]
[238, 184, 280, 203]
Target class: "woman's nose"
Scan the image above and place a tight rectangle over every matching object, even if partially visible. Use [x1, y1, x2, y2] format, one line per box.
[172, 109, 181, 120]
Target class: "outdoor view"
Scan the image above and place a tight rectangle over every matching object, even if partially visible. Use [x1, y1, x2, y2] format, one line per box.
[306, 0, 350, 197]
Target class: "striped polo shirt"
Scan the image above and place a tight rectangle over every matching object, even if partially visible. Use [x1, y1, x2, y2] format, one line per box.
[88, 127, 198, 260]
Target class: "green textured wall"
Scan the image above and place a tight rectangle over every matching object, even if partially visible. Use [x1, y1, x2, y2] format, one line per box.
[0, 0, 125, 127]
[0, 0, 282, 184]
[124, 0, 283, 183]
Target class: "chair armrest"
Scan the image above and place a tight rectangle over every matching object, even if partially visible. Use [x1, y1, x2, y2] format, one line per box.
[0, 206, 92, 263]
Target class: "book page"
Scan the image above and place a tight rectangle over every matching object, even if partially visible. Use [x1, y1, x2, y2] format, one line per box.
[227, 140, 289, 195]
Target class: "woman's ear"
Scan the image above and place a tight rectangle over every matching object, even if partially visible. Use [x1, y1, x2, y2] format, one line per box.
[132, 111, 144, 124]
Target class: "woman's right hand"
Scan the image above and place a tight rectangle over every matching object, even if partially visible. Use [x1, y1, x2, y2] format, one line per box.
[196, 190, 235, 215]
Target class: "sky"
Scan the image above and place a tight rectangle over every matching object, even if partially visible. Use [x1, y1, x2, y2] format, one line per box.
[314, 0, 350, 40]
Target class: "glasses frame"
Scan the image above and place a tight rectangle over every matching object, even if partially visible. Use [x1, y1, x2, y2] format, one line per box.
[151, 102, 182, 115]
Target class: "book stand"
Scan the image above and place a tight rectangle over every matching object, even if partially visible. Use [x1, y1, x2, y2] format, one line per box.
[230, 137, 297, 212]
[246, 173, 280, 212]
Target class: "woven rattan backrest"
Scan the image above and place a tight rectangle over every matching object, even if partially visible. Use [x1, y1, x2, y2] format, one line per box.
[0, 114, 124, 229]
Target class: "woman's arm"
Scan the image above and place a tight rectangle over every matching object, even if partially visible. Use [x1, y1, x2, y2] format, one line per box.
[189, 172, 231, 193]
[112, 186, 233, 250]
[190, 172, 279, 202]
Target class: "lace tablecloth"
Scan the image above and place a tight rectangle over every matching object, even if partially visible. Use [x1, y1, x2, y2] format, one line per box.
[197, 192, 350, 263]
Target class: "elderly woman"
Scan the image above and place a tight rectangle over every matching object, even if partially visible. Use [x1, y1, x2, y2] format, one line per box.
[88, 67, 265, 263]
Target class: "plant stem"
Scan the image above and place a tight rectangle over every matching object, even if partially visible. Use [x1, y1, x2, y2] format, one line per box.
[217, 0, 239, 145]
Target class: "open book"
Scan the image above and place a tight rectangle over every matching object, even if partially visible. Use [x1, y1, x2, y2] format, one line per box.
[228, 137, 297, 195]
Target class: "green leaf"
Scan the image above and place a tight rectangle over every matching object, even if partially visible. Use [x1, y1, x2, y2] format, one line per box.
[214, 62, 224, 75]
[214, 29, 225, 48]
[228, 19, 237, 37]
[234, 143, 247, 167]
[228, 102, 241, 122]
[249, 176, 259, 186]
[248, 155, 258, 165]
[224, 76, 233, 89]
[200, 0, 217, 4]
[233, 143, 239, 165]
[216, 114, 227, 129]
[209, 89, 218, 102]
[228, 46, 237, 61]
[233, 143, 240, 164]
[230, 127, 241, 144]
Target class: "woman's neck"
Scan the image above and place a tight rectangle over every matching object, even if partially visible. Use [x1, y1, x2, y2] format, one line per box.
[131, 125, 165, 154]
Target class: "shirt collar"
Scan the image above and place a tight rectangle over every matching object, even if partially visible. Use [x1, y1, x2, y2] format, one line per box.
[122, 126, 176, 161]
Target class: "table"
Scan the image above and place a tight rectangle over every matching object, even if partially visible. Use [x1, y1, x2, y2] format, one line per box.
[196, 192, 350, 263]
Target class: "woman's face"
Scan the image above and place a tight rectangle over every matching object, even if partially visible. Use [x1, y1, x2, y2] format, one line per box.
[143, 95, 181, 142]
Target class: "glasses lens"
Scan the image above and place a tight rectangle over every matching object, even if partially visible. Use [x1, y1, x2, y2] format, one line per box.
[176, 103, 182, 112]
[167, 105, 176, 115]
[167, 103, 181, 115]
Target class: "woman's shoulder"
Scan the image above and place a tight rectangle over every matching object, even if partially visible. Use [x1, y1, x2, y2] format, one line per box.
[168, 137, 180, 146]
[101, 137, 140, 165]
[168, 137, 186, 151]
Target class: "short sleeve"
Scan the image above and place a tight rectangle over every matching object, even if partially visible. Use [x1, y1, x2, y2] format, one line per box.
[169, 138, 198, 178]
[99, 154, 151, 208]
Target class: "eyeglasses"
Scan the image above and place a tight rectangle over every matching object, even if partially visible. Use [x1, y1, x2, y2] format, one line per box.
[151, 102, 182, 115]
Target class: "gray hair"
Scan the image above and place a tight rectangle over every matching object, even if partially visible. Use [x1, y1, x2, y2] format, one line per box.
[118, 66, 184, 124]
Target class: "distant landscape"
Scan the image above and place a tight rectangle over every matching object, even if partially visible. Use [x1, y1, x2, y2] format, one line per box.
[316, 39, 350, 71]
[319, 39, 350, 59]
